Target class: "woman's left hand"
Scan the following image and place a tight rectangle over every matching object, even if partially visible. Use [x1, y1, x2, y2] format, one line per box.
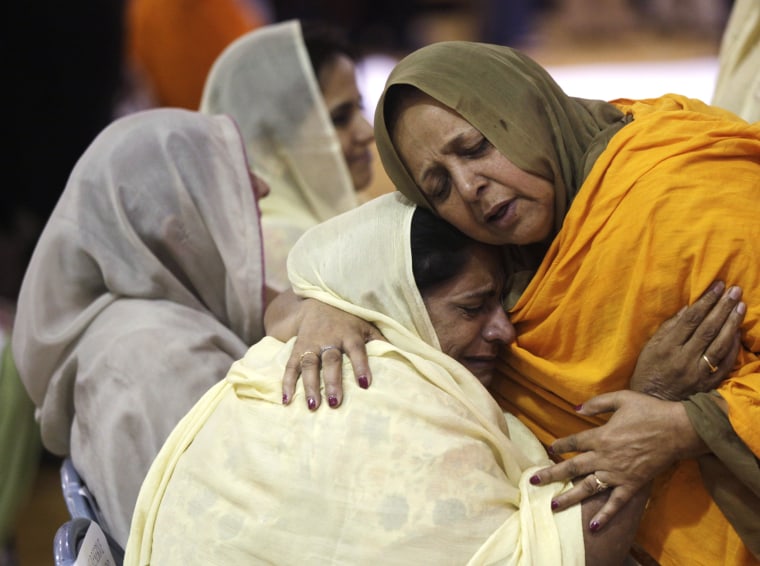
[630, 281, 744, 400]
[530, 390, 708, 531]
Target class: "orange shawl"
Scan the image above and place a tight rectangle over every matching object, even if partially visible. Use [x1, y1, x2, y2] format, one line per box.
[492, 94, 760, 565]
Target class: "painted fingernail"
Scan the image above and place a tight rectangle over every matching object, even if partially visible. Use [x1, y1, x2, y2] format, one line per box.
[551, 500, 559, 511]
[328, 395, 338, 407]
[358, 376, 369, 389]
[282, 394, 289, 405]
[307, 397, 317, 410]
[546, 445, 555, 456]
[728, 286, 742, 300]
[529, 475, 541, 485]
[589, 520, 601, 532]
[574, 404, 583, 411]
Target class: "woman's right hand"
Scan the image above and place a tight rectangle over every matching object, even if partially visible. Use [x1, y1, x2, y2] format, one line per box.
[281, 298, 385, 410]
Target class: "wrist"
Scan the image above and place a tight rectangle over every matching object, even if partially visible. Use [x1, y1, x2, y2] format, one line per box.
[670, 400, 710, 459]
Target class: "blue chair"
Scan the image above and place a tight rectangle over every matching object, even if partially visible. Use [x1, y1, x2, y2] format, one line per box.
[53, 458, 124, 565]
[53, 517, 123, 566]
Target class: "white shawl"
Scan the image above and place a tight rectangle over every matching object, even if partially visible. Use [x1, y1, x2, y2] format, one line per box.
[126, 193, 583, 565]
[11, 108, 266, 545]
[200, 20, 357, 292]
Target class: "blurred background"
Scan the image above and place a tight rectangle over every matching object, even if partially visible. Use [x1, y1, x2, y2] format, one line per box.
[2, 0, 733, 564]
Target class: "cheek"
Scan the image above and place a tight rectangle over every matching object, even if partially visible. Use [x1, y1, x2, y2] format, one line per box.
[530, 191, 556, 233]
[335, 129, 352, 157]
[437, 321, 478, 361]
[436, 201, 484, 240]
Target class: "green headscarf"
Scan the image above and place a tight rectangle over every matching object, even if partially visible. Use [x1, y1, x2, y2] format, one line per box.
[374, 40, 630, 237]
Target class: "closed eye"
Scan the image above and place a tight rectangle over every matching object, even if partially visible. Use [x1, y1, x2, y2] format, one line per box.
[463, 137, 492, 157]
[426, 170, 451, 204]
[460, 303, 485, 316]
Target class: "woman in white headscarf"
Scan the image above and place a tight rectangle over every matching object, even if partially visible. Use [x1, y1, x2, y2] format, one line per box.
[11, 108, 270, 546]
[200, 19, 375, 293]
[124, 193, 664, 565]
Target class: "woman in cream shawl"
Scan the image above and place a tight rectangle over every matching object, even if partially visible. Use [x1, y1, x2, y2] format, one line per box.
[712, 0, 760, 122]
[200, 19, 374, 293]
[271, 42, 760, 564]
[127, 192, 666, 565]
[11, 108, 268, 546]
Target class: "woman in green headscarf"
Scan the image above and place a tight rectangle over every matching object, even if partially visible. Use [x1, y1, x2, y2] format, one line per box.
[265, 41, 760, 565]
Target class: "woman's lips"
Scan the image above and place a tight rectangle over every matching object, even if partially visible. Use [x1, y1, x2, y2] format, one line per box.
[486, 199, 517, 228]
[464, 356, 497, 371]
[348, 150, 372, 166]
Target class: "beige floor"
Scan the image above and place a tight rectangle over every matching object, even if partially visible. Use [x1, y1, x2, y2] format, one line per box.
[10, 4, 726, 565]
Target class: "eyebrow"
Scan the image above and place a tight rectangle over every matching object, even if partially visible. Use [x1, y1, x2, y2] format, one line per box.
[420, 132, 469, 185]
[456, 285, 499, 302]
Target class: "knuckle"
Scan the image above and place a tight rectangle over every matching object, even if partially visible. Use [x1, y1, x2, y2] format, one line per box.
[565, 460, 580, 478]
[300, 356, 320, 369]
[321, 349, 343, 364]
[582, 477, 597, 495]
[344, 336, 368, 351]
[681, 308, 705, 326]
[697, 326, 720, 343]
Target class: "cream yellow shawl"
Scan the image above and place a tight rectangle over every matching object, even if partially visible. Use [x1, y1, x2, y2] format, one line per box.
[125, 193, 583, 565]
[712, 0, 760, 122]
[200, 20, 357, 292]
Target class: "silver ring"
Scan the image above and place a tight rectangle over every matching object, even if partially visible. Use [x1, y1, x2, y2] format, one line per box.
[591, 473, 609, 494]
[319, 345, 341, 356]
[702, 354, 718, 374]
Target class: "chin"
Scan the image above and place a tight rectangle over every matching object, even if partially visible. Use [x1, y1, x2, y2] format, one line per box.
[474, 372, 493, 388]
[351, 167, 373, 191]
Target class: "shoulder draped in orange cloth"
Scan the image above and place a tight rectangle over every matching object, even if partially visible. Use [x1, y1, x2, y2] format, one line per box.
[126, 0, 267, 109]
[491, 94, 760, 566]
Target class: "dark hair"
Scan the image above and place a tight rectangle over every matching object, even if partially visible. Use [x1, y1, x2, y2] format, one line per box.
[411, 207, 475, 292]
[301, 20, 357, 79]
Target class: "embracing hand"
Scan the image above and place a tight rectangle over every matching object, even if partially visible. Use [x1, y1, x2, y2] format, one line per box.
[531, 391, 707, 532]
[532, 280, 745, 531]
[630, 281, 745, 400]
[281, 298, 385, 410]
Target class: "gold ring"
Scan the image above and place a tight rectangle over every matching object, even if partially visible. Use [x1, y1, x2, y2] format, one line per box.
[319, 345, 340, 356]
[702, 354, 719, 374]
[591, 473, 609, 494]
[298, 351, 319, 365]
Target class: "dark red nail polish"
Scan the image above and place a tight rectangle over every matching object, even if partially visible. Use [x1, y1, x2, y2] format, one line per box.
[358, 376, 369, 389]
[529, 475, 540, 485]
[551, 500, 559, 511]
[589, 520, 600, 532]
[574, 404, 583, 411]
[546, 445, 555, 456]
[328, 395, 338, 407]
[307, 397, 316, 410]
[282, 394, 288, 405]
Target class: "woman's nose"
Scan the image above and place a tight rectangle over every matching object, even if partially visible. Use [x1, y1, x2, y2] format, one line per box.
[354, 114, 374, 144]
[451, 165, 485, 201]
[483, 308, 516, 345]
